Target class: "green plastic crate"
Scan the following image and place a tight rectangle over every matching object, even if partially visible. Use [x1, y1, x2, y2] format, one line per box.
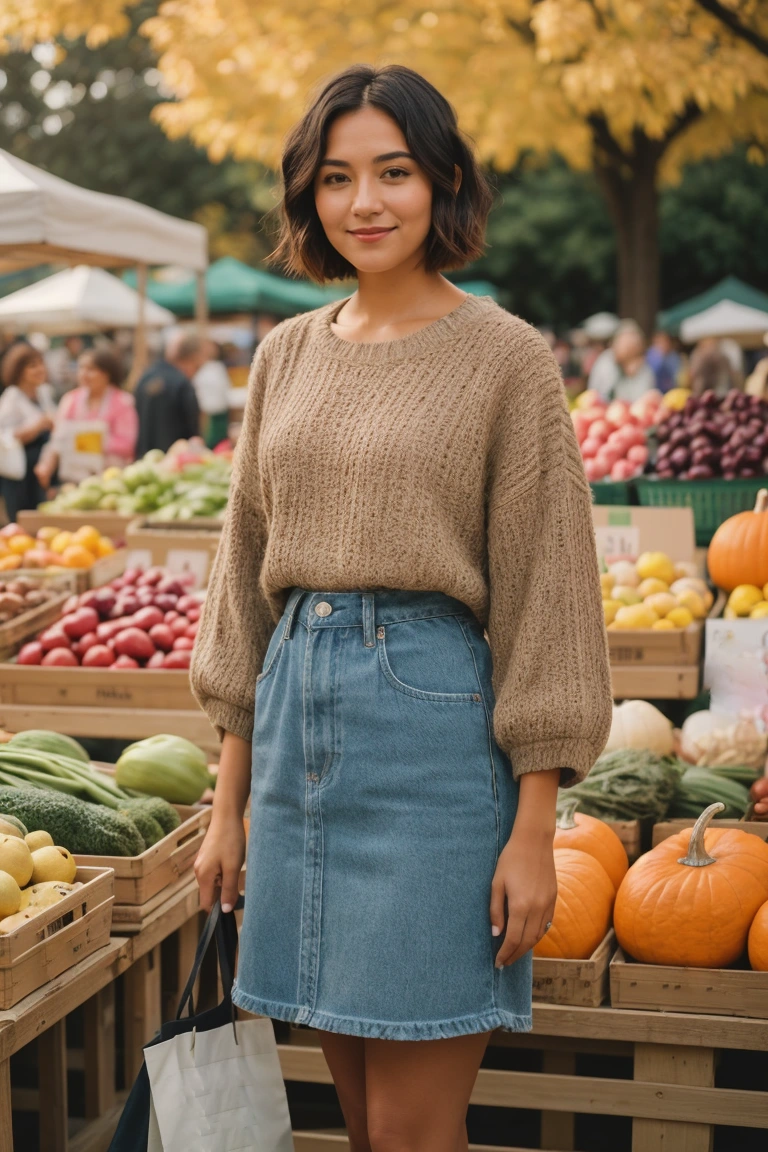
[635, 477, 766, 546]
[589, 480, 635, 506]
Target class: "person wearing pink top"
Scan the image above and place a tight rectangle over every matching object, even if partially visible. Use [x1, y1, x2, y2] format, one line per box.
[35, 346, 139, 488]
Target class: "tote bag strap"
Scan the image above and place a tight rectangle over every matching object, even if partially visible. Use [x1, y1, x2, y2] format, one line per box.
[176, 896, 242, 1020]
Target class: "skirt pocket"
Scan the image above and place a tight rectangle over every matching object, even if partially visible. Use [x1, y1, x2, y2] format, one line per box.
[376, 614, 482, 703]
[256, 623, 286, 684]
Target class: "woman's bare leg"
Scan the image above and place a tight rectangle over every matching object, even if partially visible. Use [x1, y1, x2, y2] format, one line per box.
[318, 1031, 371, 1152]
[364, 1031, 492, 1152]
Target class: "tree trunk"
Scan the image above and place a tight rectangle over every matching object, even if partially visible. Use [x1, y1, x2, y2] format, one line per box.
[593, 128, 663, 337]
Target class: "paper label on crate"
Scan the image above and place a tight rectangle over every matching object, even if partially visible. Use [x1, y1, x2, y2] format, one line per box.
[125, 548, 153, 571]
[704, 619, 768, 725]
[594, 524, 640, 564]
[166, 549, 210, 589]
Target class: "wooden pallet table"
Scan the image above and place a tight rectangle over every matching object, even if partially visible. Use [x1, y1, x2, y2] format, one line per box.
[279, 1001, 768, 1152]
[0, 703, 218, 757]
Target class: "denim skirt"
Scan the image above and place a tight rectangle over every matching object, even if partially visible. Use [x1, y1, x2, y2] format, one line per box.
[231, 587, 532, 1040]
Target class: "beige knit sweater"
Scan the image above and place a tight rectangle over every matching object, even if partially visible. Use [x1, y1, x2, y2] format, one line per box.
[190, 293, 612, 785]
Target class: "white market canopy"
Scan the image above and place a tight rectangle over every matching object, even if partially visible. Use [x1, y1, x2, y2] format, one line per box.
[680, 299, 768, 347]
[0, 265, 176, 335]
[0, 149, 207, 273]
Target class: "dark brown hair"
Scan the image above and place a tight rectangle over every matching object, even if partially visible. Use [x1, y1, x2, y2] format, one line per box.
[0, 342, 43, 390]
[269, 64, 494, 283]
[80, 346, 124, 388]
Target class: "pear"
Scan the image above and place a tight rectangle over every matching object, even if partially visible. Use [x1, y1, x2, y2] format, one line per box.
[0, 818, 23, 839]
[30, 845, 76, 885]
[0, 870, 21, 919]
[0, 910, 34, 934]
[24, 830, 54, 852]
[0, 835, 33, 887]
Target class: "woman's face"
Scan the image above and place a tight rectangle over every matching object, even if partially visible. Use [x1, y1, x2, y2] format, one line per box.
[314, 106, 433, 276]
[20, 357, 46, 392]
[78, 356, 110, 395]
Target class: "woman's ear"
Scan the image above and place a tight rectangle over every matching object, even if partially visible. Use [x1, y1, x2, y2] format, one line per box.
[453, 164, 463, 194]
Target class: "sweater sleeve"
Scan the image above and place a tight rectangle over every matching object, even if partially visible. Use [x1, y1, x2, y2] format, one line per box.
[486, 328, 612, 787]
[189, 342, 277, 741]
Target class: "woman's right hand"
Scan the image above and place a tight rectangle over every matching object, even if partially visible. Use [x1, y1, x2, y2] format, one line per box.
[194, 815, 246, 912]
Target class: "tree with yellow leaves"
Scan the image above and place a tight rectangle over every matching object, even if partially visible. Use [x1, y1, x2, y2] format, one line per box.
[4, 1, 768, 332]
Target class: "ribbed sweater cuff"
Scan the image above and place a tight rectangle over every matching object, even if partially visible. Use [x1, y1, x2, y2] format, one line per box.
[509, 738, 598, 788]
[196, 695, 254, 745]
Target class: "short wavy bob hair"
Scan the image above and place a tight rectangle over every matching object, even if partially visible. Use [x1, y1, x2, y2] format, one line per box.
[268, 64, 494, 283]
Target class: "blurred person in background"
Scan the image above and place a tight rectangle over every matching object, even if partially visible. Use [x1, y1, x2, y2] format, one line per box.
[589, 320, 656, 402]
[646, 331, 681, 394]
[0, 343, 56, 520]
[45, 334, 85, 400]
[133, 331, 204, 455]
[688, 337, 737, 397]
[35, 345, 138, 489]
[193, 339, 231, 449]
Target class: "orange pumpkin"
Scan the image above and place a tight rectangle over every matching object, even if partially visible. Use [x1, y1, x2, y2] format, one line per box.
[553, 799, 629, 891]
[533, 848, 614, 961]
[707, 488, 768, 592]
[615, 803, 768, 968]
[748, 901, 768, 971]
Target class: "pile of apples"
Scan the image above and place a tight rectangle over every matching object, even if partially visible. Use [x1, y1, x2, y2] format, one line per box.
[571, 390, 663, 483]
[16, 567, 203, 671]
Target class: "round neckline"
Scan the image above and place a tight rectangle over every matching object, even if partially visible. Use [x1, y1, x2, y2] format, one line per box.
[314, 291, 494, 364]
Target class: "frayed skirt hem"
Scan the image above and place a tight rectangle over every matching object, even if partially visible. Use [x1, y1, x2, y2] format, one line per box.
[232, 987, 532, 1041]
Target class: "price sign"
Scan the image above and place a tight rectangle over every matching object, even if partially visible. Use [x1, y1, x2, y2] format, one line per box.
[166, 549, 210, 590]
[704, 620, 768, 722]
[125, 548, 152, 571]
[594, 524, 640, 564]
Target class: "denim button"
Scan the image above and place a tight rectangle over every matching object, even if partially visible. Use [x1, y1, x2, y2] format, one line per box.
[315, 601, 332, 617]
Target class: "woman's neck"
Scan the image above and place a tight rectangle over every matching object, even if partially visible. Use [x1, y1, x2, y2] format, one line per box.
[339, 270, 466, 335]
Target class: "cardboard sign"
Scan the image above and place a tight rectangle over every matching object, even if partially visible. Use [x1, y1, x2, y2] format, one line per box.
[704, 619, 768, 724]
[57, 419, 107, 484]
[591, 505, 696, 565]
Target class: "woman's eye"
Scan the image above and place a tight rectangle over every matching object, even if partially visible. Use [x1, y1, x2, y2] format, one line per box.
[383, 167, 409, 179]
[323, 173, 348, 185]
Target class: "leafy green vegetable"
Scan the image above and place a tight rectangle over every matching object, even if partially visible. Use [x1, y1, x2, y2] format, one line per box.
[557, 750, 683, 822]
[668, 766, 751, 819]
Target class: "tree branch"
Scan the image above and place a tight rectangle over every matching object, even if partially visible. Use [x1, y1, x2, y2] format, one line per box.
[662, 101, 704, 146]
[588, 115, 631, 166]
[694, 0, 768, 57]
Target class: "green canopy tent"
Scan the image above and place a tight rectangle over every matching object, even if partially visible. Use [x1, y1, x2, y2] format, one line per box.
[125, 258, 499, 318]
[658, 276, 768, 337]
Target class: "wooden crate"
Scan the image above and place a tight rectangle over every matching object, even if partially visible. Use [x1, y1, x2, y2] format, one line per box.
[533, 930, 615, 1007]
[611, 662, 700, 700]
[0, 663, 197, 710]
[610, 947, 768, 1019]
[17, 511, 135, 542]
[13, 548, 126, 595]
[73, 804, 211, 907]
[0, 866, 114, 1009]
[125, 517, 221, 589]
[109, 868, 199, 933]
[608, 819, 641, 862]
[608, 623, 702, 667]
[0, 592, 69, 661]
[652, 818, 768, 847]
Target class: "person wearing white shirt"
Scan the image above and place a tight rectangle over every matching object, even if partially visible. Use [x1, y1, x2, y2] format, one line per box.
[192, 340, 231, 448]
[588, 323, 656, 404]
[0, 343, 56, 521]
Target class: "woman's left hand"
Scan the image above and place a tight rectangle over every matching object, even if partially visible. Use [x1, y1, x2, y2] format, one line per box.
[490, 827, 557, 968]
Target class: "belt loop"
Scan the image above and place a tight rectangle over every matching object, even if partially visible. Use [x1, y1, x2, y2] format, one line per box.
[283, 588, 307, 640]
[362, 593, 375, 647]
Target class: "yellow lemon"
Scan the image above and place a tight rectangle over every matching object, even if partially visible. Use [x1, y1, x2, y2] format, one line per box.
[644, 592, 678, 618]
[613, 585, 643, 606]
[95, 537, 115, 558]
[600, 572, 615, 598]
[723, 606, 739, 620]
[36, 526, 59, 544]
[72, 525, 102, 554]
[636, 551, 676, 586]
[638, 578, 669, 598]
[675, 589, 707, 619]
[7, 534, 35, 556]
[666, 606, 694, 629]
[613, 604, 659, 629]
[607, 561, 639, 588]
[652, 618, 676, 631]
[749, 602, 768, 619]
[603, 599, 623, 625]
[727, 584, 764, 617]
[670, 578, 713, 611]
[50, 531, 73, 555]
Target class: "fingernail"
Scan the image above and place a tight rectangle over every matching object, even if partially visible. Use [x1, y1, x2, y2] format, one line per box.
[221, 902, 233, 913]
[495, 961, 504, 969]
[491, 925, 501, 937]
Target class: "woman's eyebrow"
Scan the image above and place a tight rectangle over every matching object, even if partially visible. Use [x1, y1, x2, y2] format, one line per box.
[318, 151, 415, 168]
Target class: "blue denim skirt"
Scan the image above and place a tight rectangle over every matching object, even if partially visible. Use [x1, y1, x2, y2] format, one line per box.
[232, 587, 532, 1040]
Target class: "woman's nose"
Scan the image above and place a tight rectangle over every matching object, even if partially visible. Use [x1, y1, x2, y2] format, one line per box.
[351, 178, 383, 216]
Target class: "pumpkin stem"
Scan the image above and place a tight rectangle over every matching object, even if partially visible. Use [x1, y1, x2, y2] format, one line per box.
[755, 489, 768, 515]
[556, 798, 580, 830]
[678, 802, 726, 868]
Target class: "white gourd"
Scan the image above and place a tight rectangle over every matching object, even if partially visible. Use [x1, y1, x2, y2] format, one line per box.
[603, 700, 675, 756]
[679, 710, 767, 769]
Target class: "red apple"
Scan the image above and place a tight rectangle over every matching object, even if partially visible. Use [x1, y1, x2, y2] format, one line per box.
[41, 648, 79, 667]
[39, 626, 71, 652]
[147, 651, 167, 668]
[111, 654, 139, 669]
[173, 636, 194, 651]
[17, 641, 43, 665]
[132, 606, 164, 631]
[114, 628, 156, 661]
[162, 649, 192, 669]
[580, 437, 602, 460]
[148, 623, 174, 652]
[61, 606, 99, 639]
[589, 419, 610, 443]
[81, 645, 115, 668]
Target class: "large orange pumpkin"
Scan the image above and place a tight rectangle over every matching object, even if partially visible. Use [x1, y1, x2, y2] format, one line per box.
[615, 803, 768, 968]
[707, 489, 768, 592]
[553, 799, 629, 891]
[533, 848, 614, 961]
[748, 901, 768, 971]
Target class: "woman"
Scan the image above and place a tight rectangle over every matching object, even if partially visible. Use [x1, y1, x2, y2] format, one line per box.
[191, 65, 611, 1150]
[35, 345, 138, 488]
[0, 343, 55, 520]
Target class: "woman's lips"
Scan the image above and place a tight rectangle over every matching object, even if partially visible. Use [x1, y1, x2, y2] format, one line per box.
[349, 228, 395, 243]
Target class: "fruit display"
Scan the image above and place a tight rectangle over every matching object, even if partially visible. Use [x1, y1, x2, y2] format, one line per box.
[0, 522, 115, 572]
[707, 489, 768, 594]
[614, 803, 768, 969]
[601, 552, 712, 631]
[16, 566, 202, 670]
[0, 577, 64, 626]
[0, 813, 81, 933]
[40, 439, 231, 521]
[571, 390, 659, 483]
[654, 390, 768, 480]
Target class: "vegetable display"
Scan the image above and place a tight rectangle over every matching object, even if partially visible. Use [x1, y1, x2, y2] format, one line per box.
[654, 390, 768, 480]
[668, 766, 754, 819]
[707, 489, 768, 593]
[553, 799, 629, 891]
[0, 522, 115, 572]
[16, 566, 202, 670]
[0, 578, 64, 625]
[601, 554, 711, 632]
[679, 710, 767, 771]
[556, 750, 682, 823]
[40, 440, 231, 521]
[614, 803, 768, 968]
[749, 902, 768, 972]
[571, 391, 657, 483]
[603, 700, 675, 757]
[115, 734, 213, 805]
[0, 788, 146, 857]
[532, 848, 615, 961]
